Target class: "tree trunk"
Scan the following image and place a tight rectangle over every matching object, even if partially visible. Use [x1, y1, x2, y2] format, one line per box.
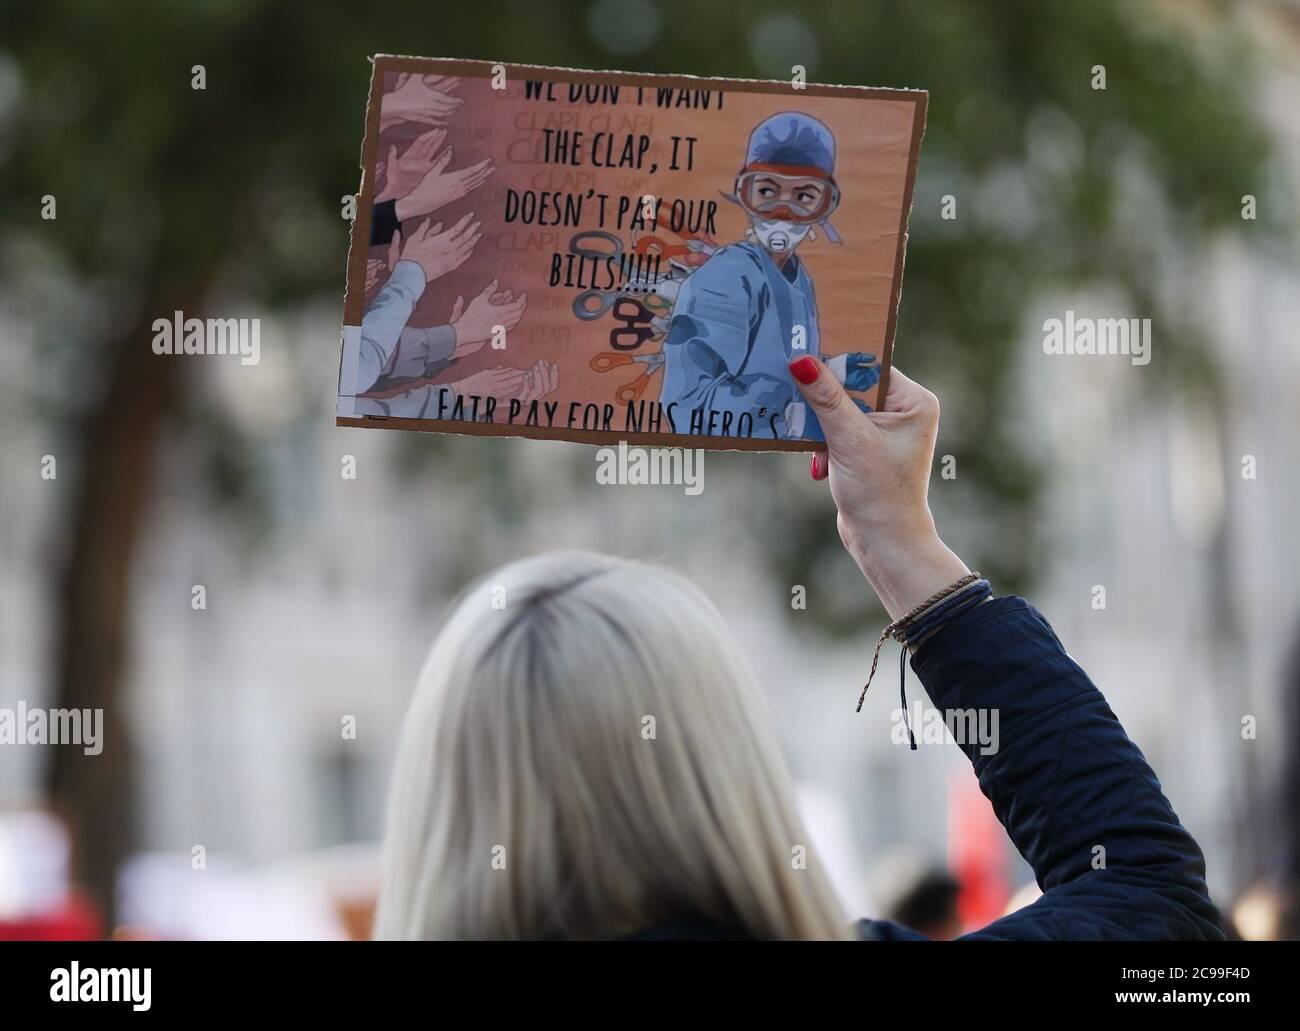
[45, 298, 189, 929]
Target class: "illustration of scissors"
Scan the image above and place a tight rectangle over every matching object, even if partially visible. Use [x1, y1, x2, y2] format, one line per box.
[570, 230, 630, 321]
[637, 291, 674, 316]
[604, 295, 669, 351]
[590, 350, 666, 404]
[632, 226, 718, 269]
[570, 231, 702, 320]
[623, 263, 685, 312]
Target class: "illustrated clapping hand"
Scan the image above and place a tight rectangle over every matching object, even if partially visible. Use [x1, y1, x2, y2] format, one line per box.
[398, 213, 482, 283]
[447, 279, 528, 357]
[393, 147, 495, 223]
[376, 128, 448, 203]
[380, 74, 462, 130]
[449, 366, 529, 399]
[445, 361, 557, 405]
[512, 360, 559, 405]
[365, 258, 385, 297]
[365, 234, 402, 298]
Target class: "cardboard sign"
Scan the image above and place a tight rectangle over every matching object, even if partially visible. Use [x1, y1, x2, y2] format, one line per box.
[338, 56, 926, 452]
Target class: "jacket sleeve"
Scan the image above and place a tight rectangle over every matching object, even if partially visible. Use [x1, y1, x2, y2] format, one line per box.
[356, 260, 426, 393]
[909, 596, 1223, 941]
[387, 324, 457, 380]
[370, 199, 400, 246]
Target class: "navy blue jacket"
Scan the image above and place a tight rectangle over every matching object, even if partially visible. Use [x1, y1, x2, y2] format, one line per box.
[635, 596, 1223, 941]
[863, 595, 1223, 940]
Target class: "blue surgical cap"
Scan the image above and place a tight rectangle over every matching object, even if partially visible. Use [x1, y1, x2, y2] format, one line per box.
[743, 112, 837, 179]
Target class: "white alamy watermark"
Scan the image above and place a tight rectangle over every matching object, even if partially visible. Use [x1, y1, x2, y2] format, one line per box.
[892, 701, 1000, 756]
[0, 702, 102, 755]
[595, 441, 704, 496]
[1042, 309, 1151, 366]
[152, 310, 261, 366]
[50, 964, 151, 1012]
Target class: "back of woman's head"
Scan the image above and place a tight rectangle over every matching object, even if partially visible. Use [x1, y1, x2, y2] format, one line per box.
[374, 550, 849, 940]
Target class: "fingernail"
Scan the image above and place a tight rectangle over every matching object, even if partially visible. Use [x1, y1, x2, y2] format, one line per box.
[809, 454, 819, 480]
[789, 357, 818, 384]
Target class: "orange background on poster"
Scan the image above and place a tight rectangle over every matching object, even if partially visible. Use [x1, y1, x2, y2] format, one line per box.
[366, 69, 918, 416]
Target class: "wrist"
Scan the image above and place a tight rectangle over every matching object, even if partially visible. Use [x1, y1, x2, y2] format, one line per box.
[849, 520, 969, 621]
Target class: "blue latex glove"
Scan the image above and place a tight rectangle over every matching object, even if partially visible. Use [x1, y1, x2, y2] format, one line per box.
[838, 352, 881, 392]
[796, 396, 872, 442]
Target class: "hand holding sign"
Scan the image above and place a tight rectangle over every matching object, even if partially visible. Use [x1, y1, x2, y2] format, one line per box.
[794, 358, 969, 621]
[341, 58, 925, 449]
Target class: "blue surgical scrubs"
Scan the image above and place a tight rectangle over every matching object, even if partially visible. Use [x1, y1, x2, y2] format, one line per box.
[658, 241, 820, 440]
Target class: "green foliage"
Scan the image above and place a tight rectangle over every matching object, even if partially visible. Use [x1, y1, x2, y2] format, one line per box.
[0, 0, 1284, 636]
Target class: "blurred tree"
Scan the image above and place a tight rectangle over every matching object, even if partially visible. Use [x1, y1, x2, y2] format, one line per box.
[0, 0, 1283, 920]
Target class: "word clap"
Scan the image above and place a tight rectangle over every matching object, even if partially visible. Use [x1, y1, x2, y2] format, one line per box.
[338, 57, 925, 454]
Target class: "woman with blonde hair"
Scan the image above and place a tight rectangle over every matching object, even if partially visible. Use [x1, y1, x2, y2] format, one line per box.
[375, 359, 1222, 941]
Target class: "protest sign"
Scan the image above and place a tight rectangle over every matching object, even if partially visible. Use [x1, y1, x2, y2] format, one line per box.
[338, 57, 926, 451]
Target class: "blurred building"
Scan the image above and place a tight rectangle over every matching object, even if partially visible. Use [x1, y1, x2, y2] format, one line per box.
[1, 2, 1297, 935]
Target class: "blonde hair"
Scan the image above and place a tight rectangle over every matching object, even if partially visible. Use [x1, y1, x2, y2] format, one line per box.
[374, 551, 851, 940]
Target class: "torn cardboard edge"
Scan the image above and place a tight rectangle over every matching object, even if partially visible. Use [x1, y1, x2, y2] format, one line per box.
[337, 56, 928, 455]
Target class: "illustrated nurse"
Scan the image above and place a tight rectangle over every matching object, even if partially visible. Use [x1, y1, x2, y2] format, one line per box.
[658, 111, 881, 440]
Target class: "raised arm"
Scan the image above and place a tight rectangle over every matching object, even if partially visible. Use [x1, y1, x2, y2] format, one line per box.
[789, 356, 1222, 941]
[356, 215, 483, 393]
[358, 260, 426, 392]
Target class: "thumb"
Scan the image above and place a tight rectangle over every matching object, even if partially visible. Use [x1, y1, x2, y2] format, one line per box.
[788, 356, 863, 442]
[450, 296, 464, 322]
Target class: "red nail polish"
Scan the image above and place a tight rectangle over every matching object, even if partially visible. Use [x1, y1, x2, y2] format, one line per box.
[789, 357, 819, 384]
[809, 454, 819, 479]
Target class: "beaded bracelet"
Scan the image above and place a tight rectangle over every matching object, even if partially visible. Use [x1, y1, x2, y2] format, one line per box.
[857, 573, 993, 749]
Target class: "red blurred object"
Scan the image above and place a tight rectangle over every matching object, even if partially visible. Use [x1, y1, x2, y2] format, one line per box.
[947, 768, 1011, 930]
[0, 890, 101, 941]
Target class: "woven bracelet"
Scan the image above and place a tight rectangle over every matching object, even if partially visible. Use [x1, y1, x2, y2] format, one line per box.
[857, 574, 992, 752]
[856, 573, 989, 713]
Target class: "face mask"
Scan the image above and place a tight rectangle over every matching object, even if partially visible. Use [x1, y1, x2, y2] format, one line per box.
[750, 218, 813, 254]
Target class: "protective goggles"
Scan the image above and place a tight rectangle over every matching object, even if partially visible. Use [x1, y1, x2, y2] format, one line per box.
[735, 169, 840, 225]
